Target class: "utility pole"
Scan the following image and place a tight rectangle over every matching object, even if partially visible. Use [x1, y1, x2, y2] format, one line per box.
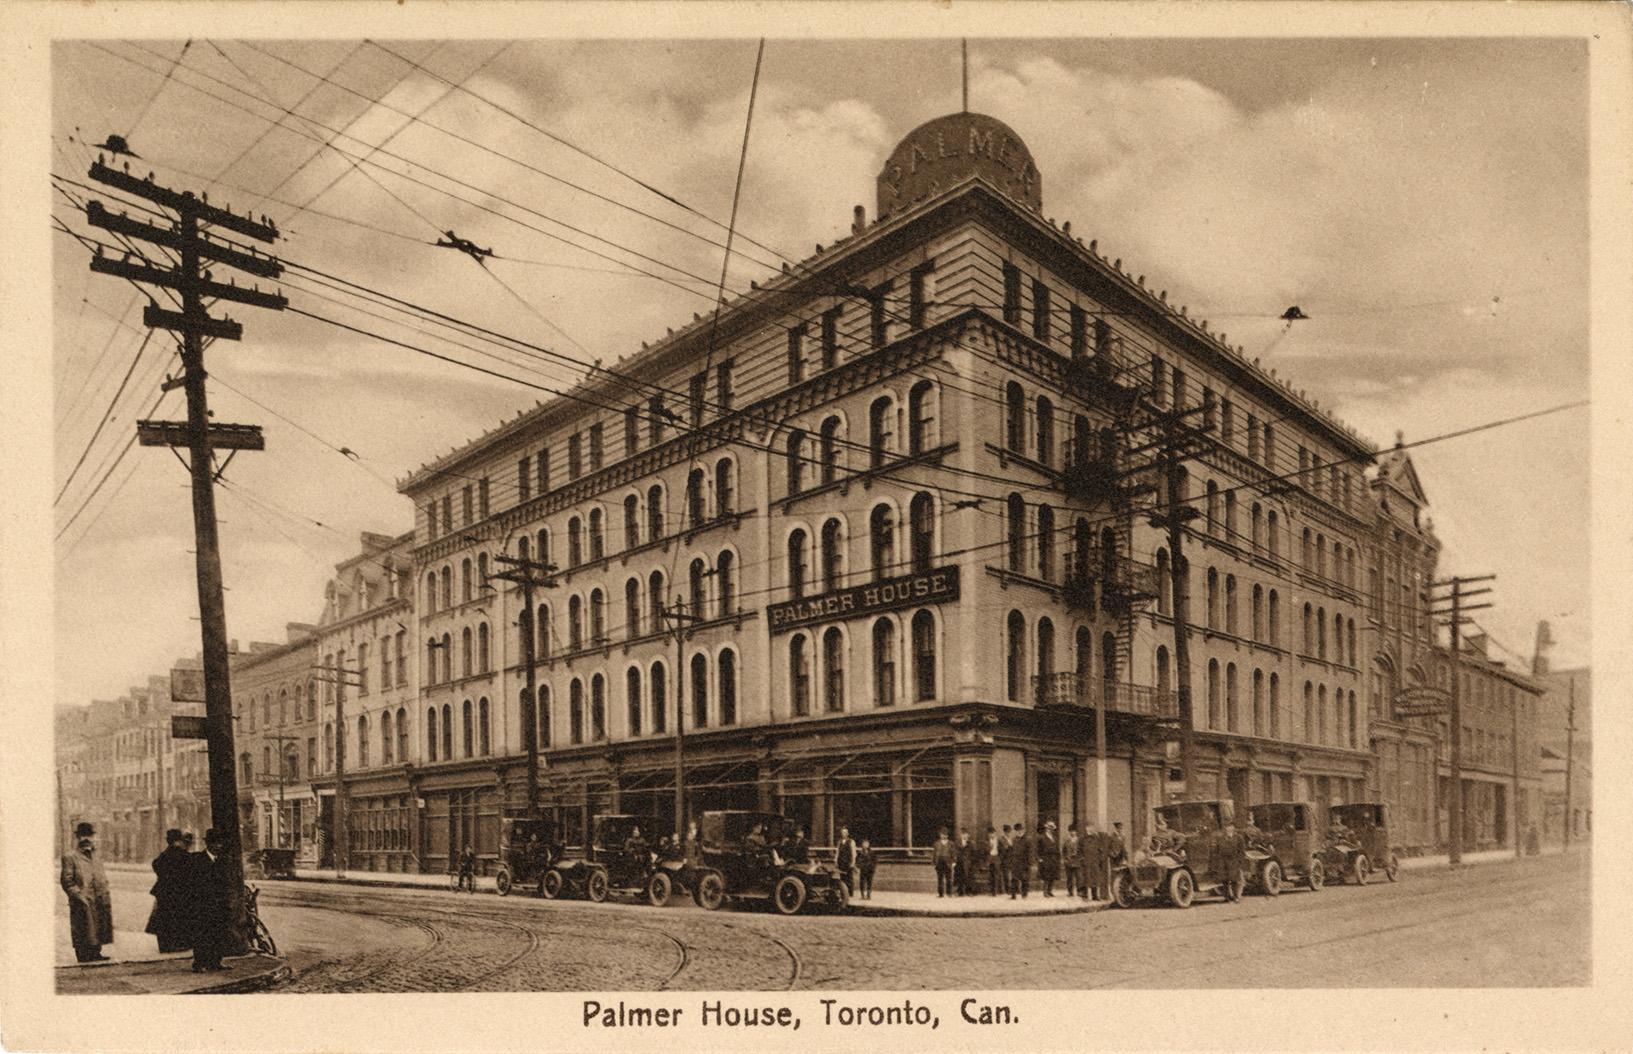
[492, 552, 556, 818]
[1429, 574, 1494, 867]
[312, 662, 363, 875]
[1511, 679, 1522, 860]
[82, 158, 285, 947]
[662, 596, 705, 839]
[1562, 678, 1576, 850]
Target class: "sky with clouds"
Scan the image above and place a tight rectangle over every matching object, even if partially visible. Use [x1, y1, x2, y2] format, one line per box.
[50, 35, 1590, 708]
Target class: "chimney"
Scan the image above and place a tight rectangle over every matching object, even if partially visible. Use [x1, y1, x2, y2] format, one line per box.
[1531, 620, 1554, 675]
[852, 204, 866, 235]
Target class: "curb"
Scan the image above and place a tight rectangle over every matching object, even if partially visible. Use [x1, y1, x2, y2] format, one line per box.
[188, 956, 292, 994]
[846, 898, 1111, 919]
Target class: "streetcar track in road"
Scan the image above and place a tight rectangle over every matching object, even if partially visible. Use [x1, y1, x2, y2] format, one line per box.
[634, 926, 690, 990]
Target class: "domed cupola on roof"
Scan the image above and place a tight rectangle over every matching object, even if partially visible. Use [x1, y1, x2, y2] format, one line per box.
[876, 112, 1041, 221]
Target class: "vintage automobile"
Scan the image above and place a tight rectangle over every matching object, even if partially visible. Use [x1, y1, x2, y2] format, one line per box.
[1325, 802, 1401, 884]
[493, 817, 566, 897]
[544, 814, 676, 905]
[1247, 801, 1328, 893]
[1111, 800, 1247, 909]
[685, 810, 849, 915]
[245, 846, 297, 880]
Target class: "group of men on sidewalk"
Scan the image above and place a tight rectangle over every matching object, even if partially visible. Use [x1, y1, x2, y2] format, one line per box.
[931, 820, 1128, 898]
[59, 822, 235, 973]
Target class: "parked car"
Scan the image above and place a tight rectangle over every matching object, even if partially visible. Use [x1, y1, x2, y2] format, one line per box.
[1248, 802, 1327, 892]
[545, 814, 675, 905]
[493, 817, 565, 896]
[1112, 800, 1247, 909]
[685, 810, 848, 915]
[1325, 802, 1400, 884]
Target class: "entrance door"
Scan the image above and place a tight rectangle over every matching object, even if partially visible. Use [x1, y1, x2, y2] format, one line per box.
[1036, 771, 1061, 833]
[1227, 768, 1251, 811]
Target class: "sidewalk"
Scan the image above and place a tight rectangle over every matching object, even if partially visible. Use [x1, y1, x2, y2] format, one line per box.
[55, 928, 288, 995]
[1399, 844, 1568, 871]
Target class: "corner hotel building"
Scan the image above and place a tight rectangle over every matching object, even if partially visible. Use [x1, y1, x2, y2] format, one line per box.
[384, 110, 1389, 880]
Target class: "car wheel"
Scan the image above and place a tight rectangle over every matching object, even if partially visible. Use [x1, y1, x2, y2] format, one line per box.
[1111, 871, 1135, 909]
[830, 881, 850, 913]
[1262, 860, 1282, 896]
[1308, 858, 1325, 891]
[1353, 854, 1371, 886]
[647, 871, 672, 907]
[495, 867, 513, 897]
[694, 871, 726, 911]
[587, 869, 609, 903]
[1386, 853, 1400, 882]
[1167, 869, 1195, 909]
[774, 875, 808, 915]
[541, 868, 564, 900]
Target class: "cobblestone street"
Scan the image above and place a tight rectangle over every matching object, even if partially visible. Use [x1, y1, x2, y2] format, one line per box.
[88, 849, 1589, 992]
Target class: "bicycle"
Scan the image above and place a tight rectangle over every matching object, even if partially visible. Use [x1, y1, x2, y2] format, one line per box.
[244, 884, 278, 957]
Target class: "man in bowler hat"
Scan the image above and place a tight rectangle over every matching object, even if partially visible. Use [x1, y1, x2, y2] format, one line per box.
[61, 822, 113, 962]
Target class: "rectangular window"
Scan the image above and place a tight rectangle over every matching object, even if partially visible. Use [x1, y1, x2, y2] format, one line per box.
[441, 496, 452, 534]
[1070, 305, 1087, 360]
[567, 434, 582, 479]
[1221, 400, 1234, 445]
[1202, 387, 1217, 432]
[787, 324, 806, 385]
[869, 281, 891, 349]
[648, 396, 666, 446]
[538, 448, 550, 494]
[425, 502, 437, 540]
[478, 477, 490, 519]
[1247, 414, 1260, 459]
[1002, 262, 1022, 324]
[1172, 367, 1186, 409]
[624, 406, 640, 456]
[821, 306, 841, 369]
[909, 261, 933, 328]
[588, 422, 603, 471]
[1031, 278, 1051, 340]
[1151, 356, 1166, 406]
[716, 359, 734, 414]
[462, 485, 473, 526]
[689, 372, 706, 427]
[518, 457, 532, 502]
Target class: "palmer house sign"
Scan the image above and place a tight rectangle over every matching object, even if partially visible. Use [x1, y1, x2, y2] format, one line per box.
[766, 565, 961, 635]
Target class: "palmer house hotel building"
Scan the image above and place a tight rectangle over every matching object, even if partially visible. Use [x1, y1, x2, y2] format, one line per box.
[395, 110, 1388, 877]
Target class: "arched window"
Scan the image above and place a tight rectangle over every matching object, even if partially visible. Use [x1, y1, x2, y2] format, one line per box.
[242, 752, 254, 785]
[1006, 610, 1026, 701]
[441, 702, 452, 759]
[440, 566, 451, 609]
[1206, 568, 1219, 630]
[647, 484, 664, 539]
[568, 595, 584, 650]
[786, 429, 807, 495]
[688, 558, 707, 618]
[425, 571, 437, 612]
[536, 528, 551, 569]
[381, 710, 393, 765]
[1207, 659, 1220, 729]
[1005, 381, 1025, 452]
[821, 518, 844, 592]
[787, 529, 808, 599]
[518, 535, 531, 565]
[425, 708, 437, 762]
[1226, 663, 1239, 732]
[1348, 689, 1359, 747]
[1075, 626, 1093, 689]
[1006, 493, 1026, 572]
[625, 577, 641, 638]
[718, 650, 737, 725]
[1251, 669, 1264, 736]
[913, 610, 937, 702]
[691, 654, 709, 728]
[717, 550, 736, 616]
[624, 494, 641, 547]
[1302, 603, 1313, 654]
[1225, 492, 1237, 541]
[1156, 645, 1171, 697]
[278, 688, 288, 726]
[461, 700, 473, 757]
[324, 723, 334, 769]
[590, 588, 606, 643]
[715, 457, 734, 516]
[461, 558, 473, 603]
[686, 468, 706, 527]
[568, 516, 584, 566]
[1317, 605, 1327, 660]
[1225, 575, 1238, 635]
[649, 663, 666, 734]
[648, 570, 665, 635]
[1251, 503, 1263, 550]
[263, 744, 272, 778]
[1303, 681, 1315, 743]
[789, 635, 811, 716]
[869, 503, 894, 581]
[820, 417, 841, 484]
[1101, 630, 1118, 694]
[1035, 396, 1054, 466]
[869, 396, 893, 468]
[308, 680, 318, 721]
[461, 626, 473, 678]
[477, 622, 490, 673]
[478, 698, 491, 755]
[1268, 590, 1281, 646]
[1251, 584, 1264, 641]
[569, 680, 585, 744]
[1206, 480, 1220, 536]
[538, 685, 552, 747]
[440, 633, 451, 683]
[1268, 673, 1281, 737]
[1316, 533, 1326, 579]
[1037, 504, 1055, 581]
[589, 507, 605, 561]
[1347, 618, 1357, 668]
[590, 675, 606, 740]
[1301, 527, 1312, 570]
[1155, 547, 1171, 616]
[1036, 617, 1055, 704]
[872, 618, 897, 708]
[1318, 684, 1328, 745]
[626, 666, 643, 736]
[822, 627, 846, 712]
[396, 707, 408, 763]
[1267, 510, 1280, 560]
[909, 492, 934, 573]
[538, 603, 551, 657]
[908, 380, 935, 454]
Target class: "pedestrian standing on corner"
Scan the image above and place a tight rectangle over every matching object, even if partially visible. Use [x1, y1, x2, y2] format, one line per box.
[61, 822, 113, 962]
[1011, 821, 1034, 899]
[955, 828, 976, 896]
[835, 826, 859, 896]
[457, 843, 477, 893]
[857, 839, 876, 900]
[985, 826, 1002, 895]
[189, 828, 232, 972]
[932, 827, 955, 897]
[1063, 823, 1082, 898]
[1038, 821, 1060, 896]
[146, 828, 193, 953]
[998, 824, 1014, 896]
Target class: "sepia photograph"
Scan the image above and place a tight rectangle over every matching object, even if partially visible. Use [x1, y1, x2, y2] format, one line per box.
[4, 2, 1630, 1050]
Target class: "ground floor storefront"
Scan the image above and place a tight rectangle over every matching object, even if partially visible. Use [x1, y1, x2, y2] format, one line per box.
[1440, 768, 1543, 852]
[1369, 722, 1439, 851]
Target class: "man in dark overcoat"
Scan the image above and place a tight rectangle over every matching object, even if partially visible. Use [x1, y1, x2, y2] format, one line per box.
[1011, 821, 1034, 898]
[146, 828, 193, 952]
[189, 828, 234, 972]
[61, 822, 113, 962]
[1037, 821, 1061, 896]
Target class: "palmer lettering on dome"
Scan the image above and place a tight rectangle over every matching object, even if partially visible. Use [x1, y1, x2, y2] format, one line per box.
[877, 113, 1042, 216]
[766, 565, 960, 634]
